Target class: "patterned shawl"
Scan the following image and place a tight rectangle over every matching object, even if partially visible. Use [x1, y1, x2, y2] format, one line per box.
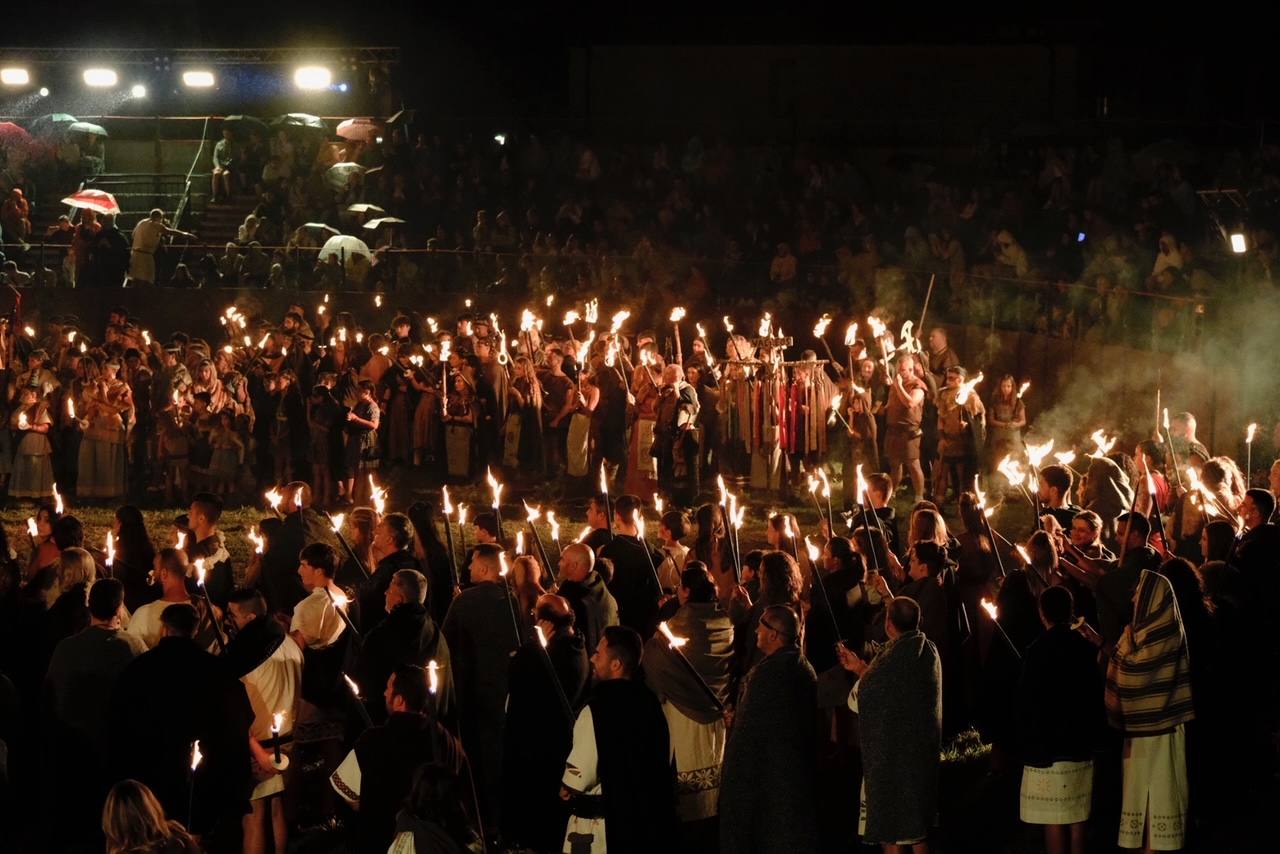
[1105, 569, 1195, 735]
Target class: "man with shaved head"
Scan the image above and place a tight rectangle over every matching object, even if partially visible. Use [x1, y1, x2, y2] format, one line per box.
[557, 542, 618, 655]
[441, 542, 522, 832]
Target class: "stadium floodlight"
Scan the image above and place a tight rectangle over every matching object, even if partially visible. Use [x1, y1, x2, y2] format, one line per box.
[294, 66, 332, 91]
[1230, 232, 1247, 254]
[83, 68, 118, 87]
[131, 84, 147, 98]
[0, 67, 30, 86]
[182, 70, 215, 88]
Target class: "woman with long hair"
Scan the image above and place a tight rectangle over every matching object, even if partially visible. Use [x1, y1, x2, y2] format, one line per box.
[688, 503, 731, 591]
[406, 500, 457, 624]
[986, 374, 1026, 465]
[114, 505, 158, 612]
[102, 779, 199, 854]
[340, 506, 378, 589]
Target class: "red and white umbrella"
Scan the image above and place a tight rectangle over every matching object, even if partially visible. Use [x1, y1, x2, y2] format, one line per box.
[336, 117, 382, 143]
[61, 188, 120, 215]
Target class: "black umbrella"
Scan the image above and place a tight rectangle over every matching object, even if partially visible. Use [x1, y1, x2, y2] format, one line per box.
[223, 115, 268, 134]
[29, 113, 78, 137]
[271, 113, 328, 132]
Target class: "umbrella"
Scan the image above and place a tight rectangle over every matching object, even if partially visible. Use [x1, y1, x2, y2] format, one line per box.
[67, 121, 109, 137]
[271, 113, 328, 132]
[29, 113, 78, 136]
[336, 117, 383, 143]
[300, 222, 341, 236]
[223, 115, 268, 134]
[363, 217, 407, 230]
[61, 188, 120, 215]
[0, 122, 32, 144]
[326, 162, 367, 192]
[385, 108, 416, 127]
[346, 202, 386, 215]
[318, 234, 372, 268]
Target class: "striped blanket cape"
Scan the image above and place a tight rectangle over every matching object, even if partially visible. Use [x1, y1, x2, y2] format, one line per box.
[1105, 569, 1195, 735]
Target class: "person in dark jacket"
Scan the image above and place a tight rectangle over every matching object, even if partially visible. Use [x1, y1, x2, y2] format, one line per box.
[502, 593, 590, 851]
[330, 664, 467, 854]
[598, 495, 663, 637]
[721, 605, 820, 854]
[557, 542, 619, 655]
[109, 603, 254, 846]
[358, 512, 420, 634]
[441, 542, 523, 834]
[1015, 586, 1104, 854]
[355, 568, 453, 726]
[561, 625, 677, 853]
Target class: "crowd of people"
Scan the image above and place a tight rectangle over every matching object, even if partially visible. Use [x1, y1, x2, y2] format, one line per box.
[4, 116, 1280, 352]
[0, 276, 1275, 854]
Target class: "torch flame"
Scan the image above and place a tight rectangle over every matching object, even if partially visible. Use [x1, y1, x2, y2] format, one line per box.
[867, 315, 887, 339]
[369, 476, 388, 516]
[1162, 408, 1171, 431]
[670, 306, 686, 323]
[722, 316, 734, 334]
[27, 517, 37, 538]
[577, 526, 592, 543]
[757, 312, 772, 338]
[1089, 429, 1117, 458]
[344, 674, 361, 698]
[520, 308, 536, 333]
[16, 412, 28, 431]
[458, 504, 468, 527]
[515, 530, 525, 556]
[599, 462, 609, 495]
[843, 322, 859, 347]
[856, 464, 870, 504]
[191, 741, 203, 771]
[716, 475, 728, 507]
[1017, 381, 1031, 399]
[609, 310, 630, 335]
[1146, 471, 1157, 496]
[997, 454, 1026, 486]
[248, 529, 265, 554]
[498, 552, 510, 577]
[194, 558, 206, 587]
[1016, 545, 1031, 565]
[980, 598, 999, 620]
[52, 483, 64, 515]
[563, 310, 580, 326]
[813, 313, 832, 338]
[1026, 438, 1055, 468]
[535, 625, 549, 648]
[955, 372, 984, 405]
[1053, 451, 1076, 466]
[653, 494, 665, 515]
[105, 532, 115, 568]
[584, 299, 599, 325]
[1246, 422, 1258, 444]
[442, 486, 454, 515]
[272, 711, 285, 733]
[695, 322, 707, 341]
[176, 531, 187, 551]
[658, 622, 688, 649]
[547, 511, 559, 542]
[804, 535, 821, 563]
[67, 398, 76, 419]
[818, 467, 832, 498]
[807, 473, 820, 495]
[782, 514, 795, 540]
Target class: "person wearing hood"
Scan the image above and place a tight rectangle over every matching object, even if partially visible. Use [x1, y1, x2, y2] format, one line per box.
[502, 593, 590, 851]
[1105, 569, 1195, 852]
[644, 566, 733, 833]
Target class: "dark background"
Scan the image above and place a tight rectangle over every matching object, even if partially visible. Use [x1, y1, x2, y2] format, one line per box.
[3, 4, 1279, 141]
